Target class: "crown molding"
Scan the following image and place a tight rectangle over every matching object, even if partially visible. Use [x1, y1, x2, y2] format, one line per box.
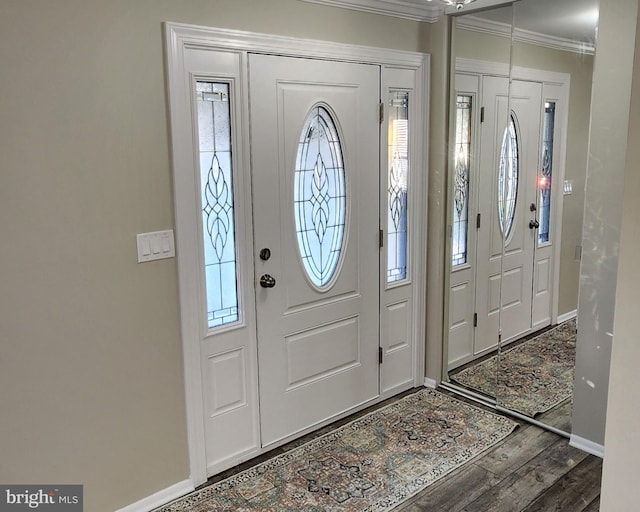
[299, 0, 443, 22]
[456, 16, 596, 55]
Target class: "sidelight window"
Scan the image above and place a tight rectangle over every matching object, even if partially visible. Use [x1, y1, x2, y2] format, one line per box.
[538, 102, 555, 244]
[196, 81, 239, 329]
[452, 96, 472, 267]
[387, 91, 410, 282]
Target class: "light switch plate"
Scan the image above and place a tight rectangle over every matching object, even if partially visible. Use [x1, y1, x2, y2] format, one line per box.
[563, 180, 574, 195]
[137, 230, 175, 263]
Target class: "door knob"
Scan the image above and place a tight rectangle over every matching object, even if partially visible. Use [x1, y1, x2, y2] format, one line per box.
[529, 219, 540, 229]
[259, 274, 276, 288]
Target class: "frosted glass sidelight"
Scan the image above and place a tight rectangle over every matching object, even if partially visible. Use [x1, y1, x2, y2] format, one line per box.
[294, 106, 346, 288]
[538, 102, 555, 245]
[498, 114, 519, 238]
[196, 81, 239, 328]
[452, 96, 471, 267]
[387, 92, 409, 283]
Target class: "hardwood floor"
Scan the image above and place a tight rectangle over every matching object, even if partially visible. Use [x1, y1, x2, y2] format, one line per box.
[394, 391, 601, 512]
[395, 418, 601, 511]
[200, 388, 602, 512]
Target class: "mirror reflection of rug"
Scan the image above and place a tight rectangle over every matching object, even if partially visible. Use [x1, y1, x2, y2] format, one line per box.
[451, 320, 576, 417]
[156, 389, 517, 512]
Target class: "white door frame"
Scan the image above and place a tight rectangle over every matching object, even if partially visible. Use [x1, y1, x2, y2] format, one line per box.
[164, 22, 429, 487]
[445, 57, 569, 369]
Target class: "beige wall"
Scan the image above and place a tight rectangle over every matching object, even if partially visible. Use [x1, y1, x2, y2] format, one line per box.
[454, 27, 511, 64]
[601, 7, 640, 508]
[0, 1, 430, 510]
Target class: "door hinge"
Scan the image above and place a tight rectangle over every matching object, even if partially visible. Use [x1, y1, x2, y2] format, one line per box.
[476, 213, 481, 229]
[379, 346, 383, 364]
[473, 313, 478, 327]
[379, 102, 384, 124]
[379, 229, 384, 248]
[480, 106, 485, 123]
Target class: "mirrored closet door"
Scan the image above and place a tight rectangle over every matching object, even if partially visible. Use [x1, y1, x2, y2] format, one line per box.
[443, 0, 598, 436]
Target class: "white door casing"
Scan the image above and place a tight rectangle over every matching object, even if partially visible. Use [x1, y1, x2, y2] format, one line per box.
[165, 23, 428, 486]
[447, 59, 569, 370]
[165, 43, 261, 480]
[249, 54, 381, 446]
[448, 72, 481, 369]
[531, 81, 567, 330]
[379, 66, 425, 397]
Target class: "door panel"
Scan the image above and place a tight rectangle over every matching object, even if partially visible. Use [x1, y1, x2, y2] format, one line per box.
[249, 54, 380, 446]
[475, 75, 509, 354]
[499, 80, 541, 342]
[476, 77, 542, 351]
[448, 73, 480, 368]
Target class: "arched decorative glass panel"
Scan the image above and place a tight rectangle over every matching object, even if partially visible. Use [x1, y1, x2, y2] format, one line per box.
[294, 105, 346, 288]
[498, 114, 519, 238]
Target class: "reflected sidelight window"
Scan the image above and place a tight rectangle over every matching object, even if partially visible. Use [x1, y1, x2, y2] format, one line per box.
[387, 91, 410, 283]
[196, 81, 240, 329]
[538, 102, 555, 244]
[498, 114, 519, 239]
[452, 96, 472, 267]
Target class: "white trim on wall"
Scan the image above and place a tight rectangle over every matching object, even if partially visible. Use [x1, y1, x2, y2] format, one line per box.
[114, 480, 194, 512]
[558, 309, 577, 324]
[456, 16, 597, 55]
[299, 0, 441, 22]
[570, 434, 605, 458]
[424, 377, 438, 388]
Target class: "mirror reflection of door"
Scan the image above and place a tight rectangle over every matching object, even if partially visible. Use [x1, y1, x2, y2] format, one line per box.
[444, 0, 597, 437]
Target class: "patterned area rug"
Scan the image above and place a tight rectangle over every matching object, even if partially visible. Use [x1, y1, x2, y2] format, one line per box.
[157, 389, 517, 512]
[451, 320, 576, 417]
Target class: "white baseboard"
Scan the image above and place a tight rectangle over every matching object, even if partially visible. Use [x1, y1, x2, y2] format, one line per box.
[424, 377, 437, 389]
[558, 309, 578, 324]
[115, 479, 194, 512]
[570, 434, 604, 458]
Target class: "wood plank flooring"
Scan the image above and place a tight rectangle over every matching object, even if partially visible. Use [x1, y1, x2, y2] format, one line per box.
[394, 392, 601, 512]
[201, 388, 602, 512]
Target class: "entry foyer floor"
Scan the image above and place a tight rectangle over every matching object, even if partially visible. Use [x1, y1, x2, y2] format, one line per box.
[197, 388, 601, 511]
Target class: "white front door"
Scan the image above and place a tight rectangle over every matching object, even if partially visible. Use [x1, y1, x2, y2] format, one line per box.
[476, 77, 542, 349]
[249, 54, 381, 447]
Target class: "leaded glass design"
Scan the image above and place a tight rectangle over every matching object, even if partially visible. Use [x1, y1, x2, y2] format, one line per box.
[196, 81, 239, 328]
[498, 114, 519, 238]
[538, 102, 555, 245]
[387, 92, 409, 283]
[452, 96, 472, 267]
[294, 105, 346, 288]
